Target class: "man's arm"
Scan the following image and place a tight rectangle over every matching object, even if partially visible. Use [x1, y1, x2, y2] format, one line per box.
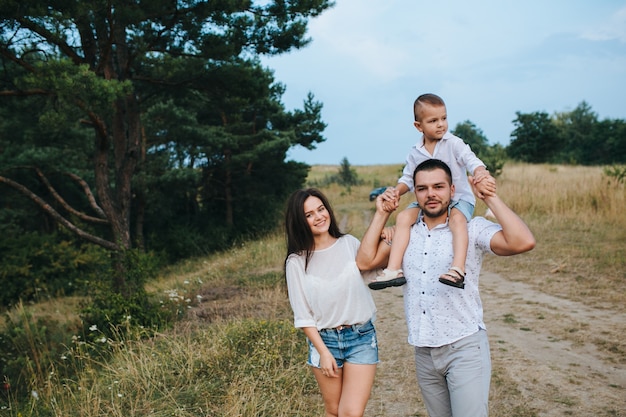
[356, 195, 393, 270]
[476, 186, 536, 256]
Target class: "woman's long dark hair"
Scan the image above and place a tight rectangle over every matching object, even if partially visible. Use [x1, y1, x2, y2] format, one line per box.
[284, 188, 344, 270]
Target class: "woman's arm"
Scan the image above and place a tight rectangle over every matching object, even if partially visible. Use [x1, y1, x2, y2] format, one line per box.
[302, 327, 339, 377]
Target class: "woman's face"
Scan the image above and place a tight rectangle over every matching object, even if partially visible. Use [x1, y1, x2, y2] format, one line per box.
[303, 196, 331, 236]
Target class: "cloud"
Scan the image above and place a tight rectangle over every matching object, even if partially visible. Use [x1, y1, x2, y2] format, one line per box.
[268, 0, 626, 165]
[582, 6, 626, 42]
[306, 2, 412, 82]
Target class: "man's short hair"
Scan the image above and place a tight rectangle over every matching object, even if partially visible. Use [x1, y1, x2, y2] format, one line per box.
[413, 159, 453, 184]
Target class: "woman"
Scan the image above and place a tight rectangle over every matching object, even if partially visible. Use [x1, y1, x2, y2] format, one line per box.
[284, 188, 390, 417]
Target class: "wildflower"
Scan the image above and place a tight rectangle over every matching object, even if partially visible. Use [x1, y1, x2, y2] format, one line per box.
[31, 390, 39, 399]
[89, 325, 98, 332]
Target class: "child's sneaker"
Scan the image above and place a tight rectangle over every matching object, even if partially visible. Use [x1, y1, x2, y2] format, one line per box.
[368, 269, 406, 290]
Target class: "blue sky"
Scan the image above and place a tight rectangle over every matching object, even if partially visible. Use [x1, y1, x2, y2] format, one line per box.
[262, 0, 626, 165]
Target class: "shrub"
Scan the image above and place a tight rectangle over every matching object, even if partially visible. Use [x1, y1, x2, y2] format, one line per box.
[79, 249, 168, 342]
[603, 164, 626, 185]
[0, 231, 109, 307]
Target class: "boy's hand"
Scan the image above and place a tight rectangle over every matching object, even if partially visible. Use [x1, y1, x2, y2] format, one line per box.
[473, 174, 496, 198]
[470, 174, 496, 199]
[380, 187, 399, 211]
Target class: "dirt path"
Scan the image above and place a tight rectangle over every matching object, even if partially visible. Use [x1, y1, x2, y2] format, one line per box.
[365, 272, 626, 417]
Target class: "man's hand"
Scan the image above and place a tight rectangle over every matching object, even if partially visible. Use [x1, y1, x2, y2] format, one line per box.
[473, 174, 496, 198]
[356, 194, 394, 270]
[471, 167, 494, 198]
[380, 187, 399, 212]
[469, 174, 496, 200]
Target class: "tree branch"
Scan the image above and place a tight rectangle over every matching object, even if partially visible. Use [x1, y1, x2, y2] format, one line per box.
[16, 17, 84, 65]
[0, 89, 50, 96]
[0, 175, 119, 251]
[64, 172, 107, 219]
[33, 168, 108, 224]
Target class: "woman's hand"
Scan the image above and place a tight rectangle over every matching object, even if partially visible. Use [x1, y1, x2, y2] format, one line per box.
[320, 351, 339, 378]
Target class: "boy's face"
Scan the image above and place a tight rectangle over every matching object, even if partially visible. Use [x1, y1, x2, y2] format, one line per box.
[414, 103, 448, 141]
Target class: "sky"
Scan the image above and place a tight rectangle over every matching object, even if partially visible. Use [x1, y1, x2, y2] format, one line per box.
[261, 0, 626, 165]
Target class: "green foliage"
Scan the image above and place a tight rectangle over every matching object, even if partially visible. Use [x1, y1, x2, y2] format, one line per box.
[0, 0, 332, 297]
[79, 249, 167, 341]
[452, 122, 507, 177]
[307, 157, 363, 191]
[21, 61, 133, 126]
[0, 303, 82, 399]
[453, 120, 490, 156]
[0, 231, 109, 307]
[508, 111, 566, 163]
[480, 144, 507, 178]
[507, 102, 626, 165]
[337, 157, 360, 187]
[603, 165, 626, 185]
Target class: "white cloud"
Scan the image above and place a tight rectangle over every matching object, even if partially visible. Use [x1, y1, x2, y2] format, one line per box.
[305, 1, 412, 81]
[582, 6, 626, 42]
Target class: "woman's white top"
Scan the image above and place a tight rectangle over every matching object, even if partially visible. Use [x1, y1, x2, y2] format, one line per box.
[285, 235, 377, 330]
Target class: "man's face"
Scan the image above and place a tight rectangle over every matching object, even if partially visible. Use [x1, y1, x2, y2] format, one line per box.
[414, 168, 454, 219]
[413, 103, 448, 141]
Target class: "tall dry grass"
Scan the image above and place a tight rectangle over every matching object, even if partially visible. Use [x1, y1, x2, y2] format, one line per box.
[479, 163, 626, 310]
[2, 162, 624, 417]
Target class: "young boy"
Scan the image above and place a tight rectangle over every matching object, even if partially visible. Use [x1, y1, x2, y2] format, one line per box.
[368, 93, 495, 290]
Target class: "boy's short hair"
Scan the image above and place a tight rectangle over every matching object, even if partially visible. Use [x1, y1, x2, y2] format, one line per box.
[413, 93, 446, 121]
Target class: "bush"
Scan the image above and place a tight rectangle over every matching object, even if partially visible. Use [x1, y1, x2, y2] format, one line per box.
[603, 164, 626, 185]
[0, 231, 109, 308]
[80, 249, 168, 342]
[0, 302, 82, 399]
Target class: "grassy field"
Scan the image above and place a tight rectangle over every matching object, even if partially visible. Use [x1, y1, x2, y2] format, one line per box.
[1, 162, 625, 416]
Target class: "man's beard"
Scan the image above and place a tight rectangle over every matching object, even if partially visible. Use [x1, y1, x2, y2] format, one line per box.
[421, 199, 450, 218]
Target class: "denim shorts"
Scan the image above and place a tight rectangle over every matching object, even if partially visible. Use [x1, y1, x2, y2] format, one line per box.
[307, 320, 379, 368]
[408, 199, 474, 222]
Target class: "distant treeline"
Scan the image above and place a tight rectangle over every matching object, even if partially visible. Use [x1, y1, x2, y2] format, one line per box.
[506, 101, 626, 165]
[453, 101, 626, 170]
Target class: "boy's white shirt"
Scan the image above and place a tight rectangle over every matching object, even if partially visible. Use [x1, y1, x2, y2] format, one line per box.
[398, 131, 485, 205]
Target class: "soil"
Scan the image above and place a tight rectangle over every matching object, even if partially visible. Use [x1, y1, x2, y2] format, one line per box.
[365, 272, 626, 417]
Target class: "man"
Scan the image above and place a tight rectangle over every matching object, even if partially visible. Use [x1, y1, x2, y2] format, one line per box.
[356, 158, 535, 417]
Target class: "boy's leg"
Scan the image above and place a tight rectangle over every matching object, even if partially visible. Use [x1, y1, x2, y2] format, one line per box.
[388, 207, 418, 270]
[439, 207, 468, 289]
[368, 207, 418, 290]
